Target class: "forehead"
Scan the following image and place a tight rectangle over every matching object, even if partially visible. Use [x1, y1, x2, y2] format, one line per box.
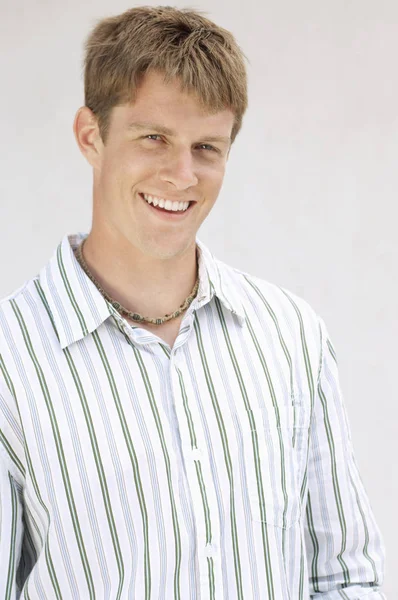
[114, 70, 235, 136]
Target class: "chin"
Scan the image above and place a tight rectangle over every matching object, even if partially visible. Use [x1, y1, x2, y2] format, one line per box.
[143, 238, 193, 261]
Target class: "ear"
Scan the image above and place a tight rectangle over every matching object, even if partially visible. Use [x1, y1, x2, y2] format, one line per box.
[73, 106, 104, 169]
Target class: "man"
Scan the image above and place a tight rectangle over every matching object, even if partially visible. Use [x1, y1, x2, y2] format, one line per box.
[0, 6, 386, 599]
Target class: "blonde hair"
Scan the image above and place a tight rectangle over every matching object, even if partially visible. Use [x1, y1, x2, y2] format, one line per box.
[83, 5, 249, 145]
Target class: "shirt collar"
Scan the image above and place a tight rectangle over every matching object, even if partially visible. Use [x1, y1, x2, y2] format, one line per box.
[39, 232, 245, 350]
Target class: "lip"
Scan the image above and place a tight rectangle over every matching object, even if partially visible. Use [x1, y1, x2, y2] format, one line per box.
[139, 193, 195, 219]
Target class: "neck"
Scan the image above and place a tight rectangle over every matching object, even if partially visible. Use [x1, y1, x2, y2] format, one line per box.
[80, 231, 198, 320]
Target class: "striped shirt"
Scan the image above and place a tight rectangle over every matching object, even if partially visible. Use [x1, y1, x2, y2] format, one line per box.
[0, 231, 386, 599]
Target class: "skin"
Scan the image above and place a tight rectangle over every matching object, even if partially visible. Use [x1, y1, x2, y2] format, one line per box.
[73, 69, 235, 346]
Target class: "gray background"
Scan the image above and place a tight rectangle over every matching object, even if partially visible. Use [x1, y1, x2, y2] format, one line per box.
[0, 0, 396, 593]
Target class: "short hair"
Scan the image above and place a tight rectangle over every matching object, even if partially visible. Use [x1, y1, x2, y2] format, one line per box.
[82, 5, 249, 145]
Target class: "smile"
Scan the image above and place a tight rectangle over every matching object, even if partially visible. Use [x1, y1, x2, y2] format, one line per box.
[142, 192, 191, 212]
[139, 192, 195, 218]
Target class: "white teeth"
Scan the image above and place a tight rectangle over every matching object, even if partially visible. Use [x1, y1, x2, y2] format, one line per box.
[143, 193, 190, 212]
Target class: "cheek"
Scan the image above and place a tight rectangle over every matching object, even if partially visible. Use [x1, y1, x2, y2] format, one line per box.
[207, 170, 225, 195]
[102, 146, 142, 176]
[106, 163, 140, 195]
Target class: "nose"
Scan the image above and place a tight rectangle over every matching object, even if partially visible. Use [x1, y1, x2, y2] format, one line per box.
[158, 148, 199, 190]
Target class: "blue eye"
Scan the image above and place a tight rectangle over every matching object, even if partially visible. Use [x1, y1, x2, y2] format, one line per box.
[143, 135, 218, 153]
[199, 144, 218, 152]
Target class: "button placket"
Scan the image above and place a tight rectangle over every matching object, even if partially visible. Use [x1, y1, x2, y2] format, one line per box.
[168, 354, 223, 598]
[168, 361, 209, 547]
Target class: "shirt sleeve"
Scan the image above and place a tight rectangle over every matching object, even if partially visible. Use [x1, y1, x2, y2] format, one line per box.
[304, 315, 387, 599]
[0, 369, 26, 599]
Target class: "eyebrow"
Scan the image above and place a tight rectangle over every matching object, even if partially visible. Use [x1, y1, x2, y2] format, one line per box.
[127, 121, 231, 145]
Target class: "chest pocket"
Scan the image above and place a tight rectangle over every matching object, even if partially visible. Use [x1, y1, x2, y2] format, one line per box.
[244, 386, 311, 528]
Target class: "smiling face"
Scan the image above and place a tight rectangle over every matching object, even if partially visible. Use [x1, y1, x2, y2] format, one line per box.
[87, 70, 235, 261]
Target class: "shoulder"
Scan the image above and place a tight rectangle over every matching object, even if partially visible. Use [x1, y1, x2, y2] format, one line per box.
[0, 274, 40, 310]
[216, 256, 320, 328]
[0, 275, 41, 349]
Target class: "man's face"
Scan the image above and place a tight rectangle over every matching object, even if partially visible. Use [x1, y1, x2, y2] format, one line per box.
[91, 70, 235, 260]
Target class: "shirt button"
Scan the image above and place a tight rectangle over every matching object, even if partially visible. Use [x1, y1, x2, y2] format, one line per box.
[204, 543, 217, 557]
[191, 448, 203, 460]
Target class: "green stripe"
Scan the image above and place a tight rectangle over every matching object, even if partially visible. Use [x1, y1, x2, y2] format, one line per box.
[327, 338, 336, 362]
[57, 245, 88, 336]
[0, 429, 26, 477]
[298, 529, 305, 599]
[194, 459, 212, 543]
[176, 367, 197, 448]
[207, 556, 215, 600]
[35, 280, 60, 344]
[305, 491, 319, 591]
[159, 344, 171, 359]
